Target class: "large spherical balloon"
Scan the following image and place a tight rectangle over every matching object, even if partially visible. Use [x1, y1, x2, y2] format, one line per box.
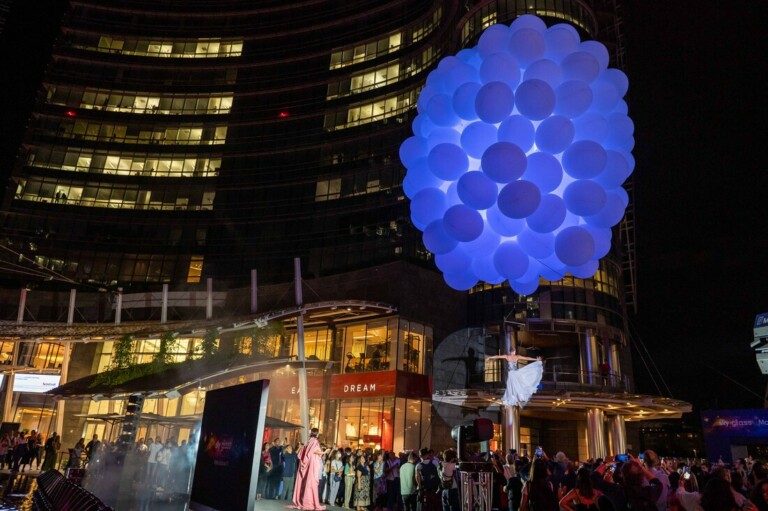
[498, 180, 541, 219]
[400, 15, 633, 291]
[428, 143, 469, 180]
[555, 226, 595, 266]
[443, 205, 484, 242]
[475, 81, 515, 123]
[457, 171, 498, 210]
[460, 122, 498, 159]
[535, 115, 574, 154]
[481, 142, 527, 183]
[498, 115, 535, 151]
[515, 79, 555, 120]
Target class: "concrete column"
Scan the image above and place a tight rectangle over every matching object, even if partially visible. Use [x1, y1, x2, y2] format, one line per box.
[161, 284, 168, 324]
[16, 288, 27, 325]
[206, 278, 213, 319]
[115, 288, 123, 325]
[294, 258, 309, 443]
[2, 373, 15, 423]
[580, 330, 599, 385]
[503, 405, 520, 454]
[55, 341, 72, 435]
[251, 269, 258, 314]
[586, 407, 607, 460]
[67, 289, 77, 325]
[609, 342, 622, 388]
[607, 414, 627, 457]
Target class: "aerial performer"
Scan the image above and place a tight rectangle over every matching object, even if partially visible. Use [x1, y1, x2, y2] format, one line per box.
[486, 351, 544, 407]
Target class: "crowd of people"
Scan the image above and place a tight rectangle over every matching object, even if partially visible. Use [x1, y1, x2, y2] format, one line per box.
[256, 435, 768, 511]
[0, 430, 61, 472]
[80, 433, 195, 493]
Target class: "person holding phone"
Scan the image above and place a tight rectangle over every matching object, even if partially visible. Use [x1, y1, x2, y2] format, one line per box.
[485, 350, 544, 408]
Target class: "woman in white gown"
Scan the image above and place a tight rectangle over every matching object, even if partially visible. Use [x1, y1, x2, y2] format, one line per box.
[486, 350, 544, 407]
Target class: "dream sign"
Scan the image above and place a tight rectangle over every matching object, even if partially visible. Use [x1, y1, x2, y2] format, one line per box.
[400, 15, 634, 293]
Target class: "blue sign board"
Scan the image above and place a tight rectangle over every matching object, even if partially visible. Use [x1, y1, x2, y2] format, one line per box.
[701, 409, 768, 463]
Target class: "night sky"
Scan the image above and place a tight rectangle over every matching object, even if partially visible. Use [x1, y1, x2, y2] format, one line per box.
[623, 1, 768, 411]
[1, 2, 767, 412]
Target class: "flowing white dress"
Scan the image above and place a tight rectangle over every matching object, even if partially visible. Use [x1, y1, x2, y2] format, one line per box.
[503, 360, 543, 407]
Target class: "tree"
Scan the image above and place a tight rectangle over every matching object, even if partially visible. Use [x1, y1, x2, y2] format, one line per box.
[201, 329, 218, 358]
[112, 334, 134, 370]
[154, 331, 177, 366]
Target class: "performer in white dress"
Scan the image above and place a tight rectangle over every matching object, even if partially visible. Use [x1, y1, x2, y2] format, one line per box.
[485, 350, 544, 407]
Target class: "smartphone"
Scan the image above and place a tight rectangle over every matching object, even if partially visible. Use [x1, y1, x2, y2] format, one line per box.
[639, 454, 644, 460]
[535, 446, 543, 457]
[683, 471, 691, 480]
[616, 454, 629, 462]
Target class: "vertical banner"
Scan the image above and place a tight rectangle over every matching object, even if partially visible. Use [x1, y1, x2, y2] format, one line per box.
[190, 379, 269, 511]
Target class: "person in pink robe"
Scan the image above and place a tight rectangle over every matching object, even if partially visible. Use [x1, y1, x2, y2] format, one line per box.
[290, 428, 326, 511]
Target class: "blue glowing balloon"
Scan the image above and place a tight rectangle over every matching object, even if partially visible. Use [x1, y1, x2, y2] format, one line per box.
[402, 157, 443, 199]
[535, 115, 575, 154]
[573, 111, 608, 142]
[435, 246, 472, 274]
[561, 51, 601, 83]
[486, 204, 526, 236]
[481, 142, 527, 183]
[498, 180, 541, 219]
[555, 80, 593, 118]
[423, 220, 458, 255]
[464, 227, 501, 257]
[480, 53, 521, 87]
[563, 180, 607, 216]
[580, 40, 609, 72]
[508, 28, 546, 66]
[545, 26, 579, 62]
[493, 242, 530, 280]
[400, 15, 633, 292]
[457, 171, 498, 210]
[523, 152, 562, 193]
[526, 194, 567, 233]
[515, 79, 556, 120]
[498, 115, 535, 151]
[478, 24, 512, 57]
[443, 204, 484, 242]
[443, 269, 479, 291]
[410, 188, 447, 230]
[427, 127, 461, 149]
[510, 277, 540, 296]
[475, 81, 515, 123]
[427, 94, 460, 126]
[428, 143, 469, 180]
[562, 140, 607, 179]
[517, 228, 555, 259]
[460, 122, 498, 159]
[524, 59, 562, 88]
[555, 226, 595, 266]
[453, 82, 482, 121]
[399, 136, 428, 168]
[472, 256, 505, 284]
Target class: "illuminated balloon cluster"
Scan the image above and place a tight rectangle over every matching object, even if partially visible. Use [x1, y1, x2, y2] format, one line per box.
[400, 15, 634, 293]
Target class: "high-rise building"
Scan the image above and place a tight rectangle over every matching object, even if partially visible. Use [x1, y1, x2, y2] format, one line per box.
[0, 0, 689, 464]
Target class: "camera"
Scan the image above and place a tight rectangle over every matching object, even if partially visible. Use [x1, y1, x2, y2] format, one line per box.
[535, 446, 542, 457]
[616, 454, 629, 462]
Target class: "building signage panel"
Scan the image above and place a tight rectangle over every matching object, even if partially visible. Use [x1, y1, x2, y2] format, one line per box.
[329, 371, 397, 399]
[13, 373, 61, 393]
[267, 376, 324, 400]
[701, 409, 768, 463]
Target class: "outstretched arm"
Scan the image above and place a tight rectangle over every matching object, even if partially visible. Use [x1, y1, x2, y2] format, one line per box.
[517, 355, 542, 362]
[485, 355, 507, 361]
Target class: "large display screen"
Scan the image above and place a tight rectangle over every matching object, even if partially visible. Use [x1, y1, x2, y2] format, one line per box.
[13, 373, 60, 393]
[190, 379, 269, 511]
